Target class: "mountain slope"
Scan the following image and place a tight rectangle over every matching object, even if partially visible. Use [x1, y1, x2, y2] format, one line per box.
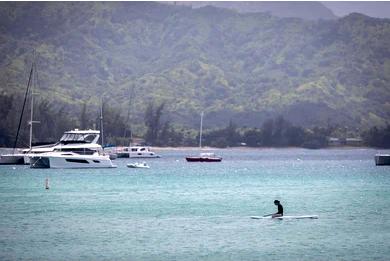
[168, 1, 337, 20]
[0, 2, 389, 128]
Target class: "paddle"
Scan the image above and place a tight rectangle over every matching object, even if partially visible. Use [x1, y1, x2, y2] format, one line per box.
[263, 214, 273, 217]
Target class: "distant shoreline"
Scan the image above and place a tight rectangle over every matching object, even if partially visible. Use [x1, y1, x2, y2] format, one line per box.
[151, 146, 377, 151]
[0, 146, 386, 153]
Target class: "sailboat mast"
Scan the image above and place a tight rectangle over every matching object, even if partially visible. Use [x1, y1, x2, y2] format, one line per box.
[199, 111, 204, 149]
[124, 83, 135, 139]
[13, 60, 34, 154]
[100, 98, 104, 147]
[29, 59, 35, 150]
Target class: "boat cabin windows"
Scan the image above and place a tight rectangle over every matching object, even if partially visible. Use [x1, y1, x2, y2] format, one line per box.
[60, 133, 99, 144]
[130, 147, 148, 152]
[54, 148, 97, 155]
[84, 135, 96, 143]
[65, 159, 89, 164]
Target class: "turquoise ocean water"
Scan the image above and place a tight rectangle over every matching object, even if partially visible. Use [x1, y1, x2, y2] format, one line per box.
[1, 148, 389, 261]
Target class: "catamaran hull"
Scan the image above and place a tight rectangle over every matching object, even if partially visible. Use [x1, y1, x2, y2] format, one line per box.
[30, 155, 116, 169]
[0, 154, 25, 165]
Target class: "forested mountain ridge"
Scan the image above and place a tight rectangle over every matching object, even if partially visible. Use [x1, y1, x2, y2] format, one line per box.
[0, 2, 389, 130]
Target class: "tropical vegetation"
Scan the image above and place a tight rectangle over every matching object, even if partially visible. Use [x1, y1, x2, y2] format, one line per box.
[0, 2, 389, 148]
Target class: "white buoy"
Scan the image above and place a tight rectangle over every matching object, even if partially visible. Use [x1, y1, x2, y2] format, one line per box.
[45, 178, 50, 190]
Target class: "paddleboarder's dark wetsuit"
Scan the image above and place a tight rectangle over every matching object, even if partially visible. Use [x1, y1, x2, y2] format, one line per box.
[277, 204, 283, 215]
[272, 200, 283, 218]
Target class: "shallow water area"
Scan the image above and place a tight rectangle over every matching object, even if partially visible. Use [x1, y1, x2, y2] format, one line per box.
[1, 148, 389, 260]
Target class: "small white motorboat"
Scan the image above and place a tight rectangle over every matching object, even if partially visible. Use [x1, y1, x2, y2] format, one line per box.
[127, 162, 150, 169]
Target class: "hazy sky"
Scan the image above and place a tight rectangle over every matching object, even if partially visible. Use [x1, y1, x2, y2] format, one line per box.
[322, 1, 390, 18]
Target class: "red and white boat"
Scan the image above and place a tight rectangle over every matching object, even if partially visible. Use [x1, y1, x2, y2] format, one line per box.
[185, 112, 222, 162]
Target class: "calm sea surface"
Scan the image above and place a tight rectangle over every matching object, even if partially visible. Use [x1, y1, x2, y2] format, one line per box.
[1, 148, 389, 261]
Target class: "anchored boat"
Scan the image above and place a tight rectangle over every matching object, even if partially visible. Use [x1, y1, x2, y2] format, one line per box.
[117, 146, 160, 158]
[30, 151, 115, 169]
[186, 152, 222, 162]
[185, 112, 222, 163]
[29, 129, 116, 169]
[127, 162, 150, 169]
[375, 154, 390, 166]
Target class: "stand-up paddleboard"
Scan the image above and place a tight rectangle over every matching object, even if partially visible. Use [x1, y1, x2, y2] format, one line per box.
[251, 215, 318, 220]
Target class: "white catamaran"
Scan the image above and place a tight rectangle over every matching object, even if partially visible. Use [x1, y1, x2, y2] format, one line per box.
[116, 146, 160, 158]
[29, 129, 116, 169]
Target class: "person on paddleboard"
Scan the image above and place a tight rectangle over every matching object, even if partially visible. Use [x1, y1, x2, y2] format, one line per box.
[272, 200, 283, 218]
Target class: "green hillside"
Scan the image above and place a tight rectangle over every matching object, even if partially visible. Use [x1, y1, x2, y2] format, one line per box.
[0, 2, 389, 129]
